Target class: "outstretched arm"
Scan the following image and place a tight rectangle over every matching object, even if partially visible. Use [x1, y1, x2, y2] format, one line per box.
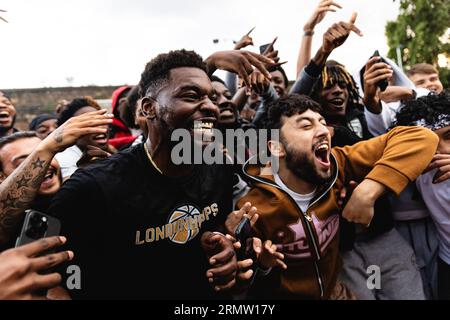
[205, 50, 275, 95]
[0, 110, 113, 245]
[290, 12, 363, 95]
[296, 0, 342, 77]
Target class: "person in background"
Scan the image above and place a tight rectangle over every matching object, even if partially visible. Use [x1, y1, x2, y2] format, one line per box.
[29, 114, 57, 140]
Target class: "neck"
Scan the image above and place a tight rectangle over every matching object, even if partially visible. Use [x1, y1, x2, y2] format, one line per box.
[277, 163, 316, 194]
[145, 138, 193, 177]
[0, 128, 13, 137]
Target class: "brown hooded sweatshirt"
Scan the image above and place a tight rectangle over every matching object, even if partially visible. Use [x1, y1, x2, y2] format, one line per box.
[237, 126, 438, 299]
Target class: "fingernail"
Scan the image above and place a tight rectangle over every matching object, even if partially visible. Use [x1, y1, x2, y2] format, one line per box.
[208, 277, 214, 283]
[206, 271, 213, 278]
[59, 236, 67, 244]
[210, 258, 216, 265]
[67, 251, 74, 260]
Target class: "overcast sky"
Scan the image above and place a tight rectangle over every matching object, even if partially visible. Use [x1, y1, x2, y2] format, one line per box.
[0, 0, 400, 89]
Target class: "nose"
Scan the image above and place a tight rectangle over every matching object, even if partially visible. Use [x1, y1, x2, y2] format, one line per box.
[200, 97, 220, 118]
[316, 122, 330, 139]
[330, 83, 344, 95]
[216, 94, 228, 106]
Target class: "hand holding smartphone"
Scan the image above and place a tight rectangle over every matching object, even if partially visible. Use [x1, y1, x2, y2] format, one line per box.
[15, 210, 61, 248]
[235, 217, 256, 261]
[371, 50, 389, 91]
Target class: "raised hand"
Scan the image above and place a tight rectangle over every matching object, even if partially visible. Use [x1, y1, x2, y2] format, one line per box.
[363, 56, 393, 112]
[41, 109, 113, 155]
[321, 12, 363, 54]
[234, 27, 255, 50]
[304, 0, 342, 32]
[205, 50, 275, 95]
[0, 236, 74, 300]
[225, 202, 258, 237]
[253, 238, 287, 270]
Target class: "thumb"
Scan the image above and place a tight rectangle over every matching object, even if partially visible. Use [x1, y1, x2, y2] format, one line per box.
[252, 237, 262, 254]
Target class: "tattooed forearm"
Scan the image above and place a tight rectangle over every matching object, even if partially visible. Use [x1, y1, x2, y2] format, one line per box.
[0, 153, 52, 245]
[54, 128, 63, 144]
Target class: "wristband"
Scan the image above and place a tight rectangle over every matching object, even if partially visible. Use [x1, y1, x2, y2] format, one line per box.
[304, 30, 314, 36]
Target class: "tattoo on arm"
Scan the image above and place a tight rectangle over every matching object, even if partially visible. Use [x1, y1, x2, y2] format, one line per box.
[0, 154, 52, 245]
[54, 128, 63, 144]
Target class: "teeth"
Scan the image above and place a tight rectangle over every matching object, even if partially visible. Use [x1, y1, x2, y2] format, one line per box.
[316, 144, 328, 151]
[193, 121, 214, 130]
[0, 111, 9, 117]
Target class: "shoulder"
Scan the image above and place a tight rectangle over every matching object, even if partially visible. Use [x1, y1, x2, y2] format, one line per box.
[81, 143, 144, 178]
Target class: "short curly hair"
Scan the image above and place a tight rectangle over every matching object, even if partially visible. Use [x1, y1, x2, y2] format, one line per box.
[138, 49, 207, 98]
[395, 91, 450, 128]
[57, 96, 101, 126]
[266, 94, 322, 131]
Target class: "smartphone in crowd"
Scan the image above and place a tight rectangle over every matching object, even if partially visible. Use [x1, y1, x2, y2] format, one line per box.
[259, 43, 271, 54]
[371, 50, 389, 91]
[15, 210, 61, 248]
[235, 217, 256, 261]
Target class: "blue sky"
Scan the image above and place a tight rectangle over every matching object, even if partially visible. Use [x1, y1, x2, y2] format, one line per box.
[0, 0, 400, 89]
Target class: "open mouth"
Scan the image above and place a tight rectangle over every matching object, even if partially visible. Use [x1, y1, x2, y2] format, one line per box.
[219, 105, 235, 122]
[92, 133, 108, 145]
[328, 98, 345, 108]
[313, 141, 331, 169]
[41, 167, 57, 188]
[0, 111, 11, 122]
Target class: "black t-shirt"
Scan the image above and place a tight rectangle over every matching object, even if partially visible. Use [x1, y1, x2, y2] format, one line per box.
[49, 143, 234, 299]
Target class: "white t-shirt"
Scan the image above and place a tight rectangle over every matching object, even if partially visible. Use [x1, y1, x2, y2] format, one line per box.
[274, 174, 316, 213]
[416, 170, 450, 265]
[55, 145, 83, 179]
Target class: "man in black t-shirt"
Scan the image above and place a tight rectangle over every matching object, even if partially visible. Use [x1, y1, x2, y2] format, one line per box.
[49, 49, 274, 299]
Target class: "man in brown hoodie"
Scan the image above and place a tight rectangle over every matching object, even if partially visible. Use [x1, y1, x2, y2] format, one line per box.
[237, 94, 438, 299]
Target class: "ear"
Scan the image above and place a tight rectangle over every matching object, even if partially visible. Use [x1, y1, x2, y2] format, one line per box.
[141, 97, 157, 120]
[268, 139, 285, 158]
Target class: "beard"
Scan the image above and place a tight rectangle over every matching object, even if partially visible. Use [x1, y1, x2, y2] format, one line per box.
[0, 115, 16, 134]
[283, 140, 330, 186]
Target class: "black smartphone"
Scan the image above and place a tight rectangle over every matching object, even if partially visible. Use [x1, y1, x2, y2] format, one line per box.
[259, 43, 271, 54]
[235, 217, 255, 261]
[15, 210, 61, 247]
[372, 50, 389, 91]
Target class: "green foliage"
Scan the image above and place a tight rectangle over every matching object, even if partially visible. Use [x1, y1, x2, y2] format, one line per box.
[385, 0, 450, 87]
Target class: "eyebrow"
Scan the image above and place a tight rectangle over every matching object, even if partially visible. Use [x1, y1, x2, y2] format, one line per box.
[296, 116, 325, 123]
[175, 84, 209, 95]
[12, 154, 29, 164]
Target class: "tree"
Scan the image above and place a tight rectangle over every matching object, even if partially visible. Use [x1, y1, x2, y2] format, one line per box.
[385, 0, 449, 88]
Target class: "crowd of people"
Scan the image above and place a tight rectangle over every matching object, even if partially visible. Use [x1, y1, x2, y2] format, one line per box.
[0, 1, 449, 300]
